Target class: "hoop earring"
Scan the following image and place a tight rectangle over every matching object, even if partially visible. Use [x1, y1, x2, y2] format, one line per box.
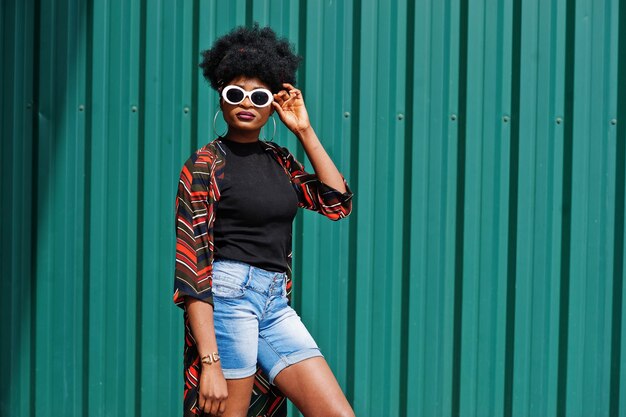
[266, 116, 277, 142]
[213, 109, 227, 138]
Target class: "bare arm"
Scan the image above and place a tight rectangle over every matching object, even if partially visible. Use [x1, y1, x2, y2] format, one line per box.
[185, 298, 228, 416]
[272, 83, 347, 193]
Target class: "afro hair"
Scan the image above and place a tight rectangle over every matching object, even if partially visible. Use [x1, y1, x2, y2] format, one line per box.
[199, 24, 302, 94]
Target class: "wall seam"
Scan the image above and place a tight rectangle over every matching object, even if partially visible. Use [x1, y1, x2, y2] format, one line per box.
[556, 0, 577, 414]
[345, 0, 361, 407]
[609, 0, 626, 413]
[503, 0, 522, 414]
[29, 0, 41, 415]
[134, 0, 147, 415]
[452, 0, 469, 413]
[398, 0, 415, 415]
[81, 0, 94, 415]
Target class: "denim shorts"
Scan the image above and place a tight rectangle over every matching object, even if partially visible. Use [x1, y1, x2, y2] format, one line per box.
[211, 259, 322, 383]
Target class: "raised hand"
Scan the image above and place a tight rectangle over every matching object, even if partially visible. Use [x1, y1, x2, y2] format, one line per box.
[272, 83, 311, 135]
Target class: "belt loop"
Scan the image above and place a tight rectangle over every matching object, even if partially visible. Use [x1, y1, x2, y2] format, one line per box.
[244, 265, 253, 288]
[281, 272, 287, 297]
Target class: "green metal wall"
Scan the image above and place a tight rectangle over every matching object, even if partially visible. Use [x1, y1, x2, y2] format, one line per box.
[2, 0, 625, 416]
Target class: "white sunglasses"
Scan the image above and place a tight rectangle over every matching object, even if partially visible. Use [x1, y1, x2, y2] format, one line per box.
[221, 85, 274, 108]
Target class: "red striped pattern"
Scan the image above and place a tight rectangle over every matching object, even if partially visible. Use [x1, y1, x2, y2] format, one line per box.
[174, 139, 353, 416]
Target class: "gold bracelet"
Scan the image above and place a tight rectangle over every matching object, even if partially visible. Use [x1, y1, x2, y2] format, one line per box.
[201, 352, 220, 365]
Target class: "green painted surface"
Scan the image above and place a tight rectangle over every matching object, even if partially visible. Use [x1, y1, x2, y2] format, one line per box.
[1, 0, 625, 416]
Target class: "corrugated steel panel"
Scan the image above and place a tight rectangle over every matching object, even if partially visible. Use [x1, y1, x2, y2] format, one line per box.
[1, 2, 36, 417]
[406, 0, 461, 413]
[511, 0, 566, 415]
[1, 0, 625, 416]
[34, 0, 89, 415]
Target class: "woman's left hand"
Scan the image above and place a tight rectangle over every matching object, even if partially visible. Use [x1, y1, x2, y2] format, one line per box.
[272, 83, 311, 135]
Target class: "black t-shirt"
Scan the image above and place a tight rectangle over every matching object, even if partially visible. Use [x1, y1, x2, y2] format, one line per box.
[213, 138, 299, 272]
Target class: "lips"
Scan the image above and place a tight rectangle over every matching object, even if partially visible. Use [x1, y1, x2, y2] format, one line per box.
[236, 111, 255, 121]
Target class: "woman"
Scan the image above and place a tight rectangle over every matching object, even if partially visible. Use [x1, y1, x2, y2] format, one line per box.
[173, 25, 355, 417]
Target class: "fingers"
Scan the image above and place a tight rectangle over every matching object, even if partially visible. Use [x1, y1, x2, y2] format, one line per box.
[198, 397, 205, 413]
[272, 100, 285, 113]
[273, 90, 292, 104]
[272, 91, 287, 106]
[209, 399, 220, 416]
[198, 394, 227, 416]
[274, 84, 303, 105]
[201, 399, 225, 416]
[198, 393, 208, 414]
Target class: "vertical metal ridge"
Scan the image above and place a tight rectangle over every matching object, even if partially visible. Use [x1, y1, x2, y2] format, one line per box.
[503, 0, 522, 415]
[190, 0, 200, 152]
[345, 0, 361, 408]
[0, 1, 5, 112]
[81, 0, 93, 415]
[29, 0, 41, 415]
[134, 0, 148, 415]
[556, 0, 576, 415]
[0, 1, 38, 416]
[134, 0, 146, 416]
[609, 1, 626, 414]
[399, 0, 416, 415]
[245, 0, 253, 27]
[0, 1, 11, 410]
[452, 0, 469, 414]
[291, 0, 308, 313]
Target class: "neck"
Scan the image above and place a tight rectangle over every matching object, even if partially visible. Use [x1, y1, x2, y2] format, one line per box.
[224, 128, 261, 144]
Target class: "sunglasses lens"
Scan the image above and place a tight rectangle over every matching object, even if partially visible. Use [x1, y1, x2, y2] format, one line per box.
[224, 87, 245, 104]
[251, 90, 271, 106]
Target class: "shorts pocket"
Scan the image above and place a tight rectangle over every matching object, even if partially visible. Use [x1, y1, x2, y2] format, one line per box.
[212, 281, 245, 298]
[211, 266, 248, 299]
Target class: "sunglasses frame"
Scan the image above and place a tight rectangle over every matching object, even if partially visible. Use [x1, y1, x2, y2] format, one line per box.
[221, 85, 274, 108]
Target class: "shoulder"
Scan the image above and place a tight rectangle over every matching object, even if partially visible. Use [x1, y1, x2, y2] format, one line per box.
[261, 140, 290, 157]
[178, 139, 226, 187]
[261, 141, 298, 165]
[182, 139, 225, 171]
[261, 141, 304, 173]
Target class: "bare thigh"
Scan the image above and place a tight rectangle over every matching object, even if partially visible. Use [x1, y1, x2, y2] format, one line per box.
[273, 357, 355, 417]
[220, 376, 255, 417]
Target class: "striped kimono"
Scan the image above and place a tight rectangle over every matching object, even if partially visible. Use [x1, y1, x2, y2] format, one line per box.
[173, 138, 353, 416]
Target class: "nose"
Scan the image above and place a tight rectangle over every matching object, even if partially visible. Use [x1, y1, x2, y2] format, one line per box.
[241, 95, 253, 108]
